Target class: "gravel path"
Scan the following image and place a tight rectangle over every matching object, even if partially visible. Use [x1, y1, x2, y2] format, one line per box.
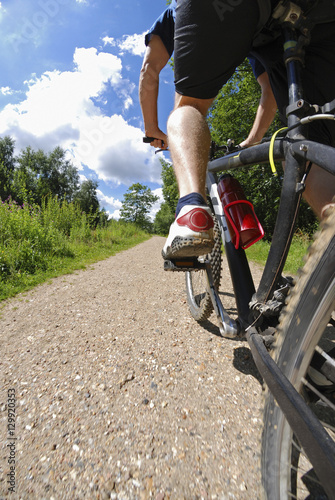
[0, 236, 264, 500]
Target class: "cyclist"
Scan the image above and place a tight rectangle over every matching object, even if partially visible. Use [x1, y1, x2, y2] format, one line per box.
[162, 0, 335, 261]
[140, 1, 279, 256]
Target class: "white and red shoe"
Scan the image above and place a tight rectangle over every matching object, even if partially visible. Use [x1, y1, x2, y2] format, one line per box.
[162, 205, 214, 259]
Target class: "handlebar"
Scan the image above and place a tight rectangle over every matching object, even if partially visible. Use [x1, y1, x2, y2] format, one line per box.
[143, 136, 167, 154]
[143, 136, 157, 143]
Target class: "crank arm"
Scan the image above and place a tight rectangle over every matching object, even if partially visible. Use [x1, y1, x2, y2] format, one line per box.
[205, 262, 239, 338]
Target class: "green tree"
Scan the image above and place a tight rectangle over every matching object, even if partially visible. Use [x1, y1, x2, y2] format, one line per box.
[0, 136, 16, 201]
[12, 146, 80, 205]
[73, 179, 100, 214]
[153, 201, 174, 235]
[120, 182, 159, 232]
[73, 179, 108, 227]
[153, 158, 178, 234]
[37, 147, 79, 203]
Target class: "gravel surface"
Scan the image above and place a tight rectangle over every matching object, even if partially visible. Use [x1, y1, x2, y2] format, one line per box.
[0, 236, 265, 500]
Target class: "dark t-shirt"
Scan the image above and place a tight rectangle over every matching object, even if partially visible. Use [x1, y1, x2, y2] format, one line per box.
[144, 1, 176, 58]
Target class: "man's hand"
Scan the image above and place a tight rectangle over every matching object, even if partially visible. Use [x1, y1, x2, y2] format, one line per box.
[144, 128, 168, 149]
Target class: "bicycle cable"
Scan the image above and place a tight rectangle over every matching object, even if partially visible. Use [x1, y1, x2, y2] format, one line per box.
[269, 127, 288, 175]
[269, 114, 335, 175]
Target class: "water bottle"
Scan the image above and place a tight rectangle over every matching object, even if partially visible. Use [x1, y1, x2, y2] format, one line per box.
[217, 174, 264, 249]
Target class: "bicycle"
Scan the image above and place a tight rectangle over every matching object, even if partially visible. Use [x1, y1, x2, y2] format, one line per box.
[160, 2, 335, 498]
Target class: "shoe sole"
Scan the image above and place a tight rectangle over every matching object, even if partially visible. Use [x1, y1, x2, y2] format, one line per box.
[162, 236, 214, 259]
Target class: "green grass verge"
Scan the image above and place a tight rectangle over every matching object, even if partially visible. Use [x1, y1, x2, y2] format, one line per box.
[0, 197, 151, 301]
[0, 231, 150, 302]
[245, 233, 312, 276]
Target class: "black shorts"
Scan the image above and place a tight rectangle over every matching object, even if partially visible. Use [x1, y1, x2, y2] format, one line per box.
[251, 21, 335, 146]
[174, 0, 263, 99]
[174, 1, 335, 146]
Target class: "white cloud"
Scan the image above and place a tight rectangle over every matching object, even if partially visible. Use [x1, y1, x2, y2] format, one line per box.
[97, 189, 122, 211]
[0, 46, 161, 186]
[118, 33, 146, 57]
[103, 32, 146, 57]
[149, 187, 164, 221]
[102, 36, 116, 47]
[1, 87, 13, 95]
[110, 209, 121, 220]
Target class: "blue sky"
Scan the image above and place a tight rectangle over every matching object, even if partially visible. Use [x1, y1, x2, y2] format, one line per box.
[0, 0, 175, 218]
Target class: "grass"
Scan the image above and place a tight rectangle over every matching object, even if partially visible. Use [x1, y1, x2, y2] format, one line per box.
[0, 197, 150, 301]
[245, 231, 313, 276]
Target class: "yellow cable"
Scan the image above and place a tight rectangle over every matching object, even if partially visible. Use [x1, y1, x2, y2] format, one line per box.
[269, 127, 287, 176]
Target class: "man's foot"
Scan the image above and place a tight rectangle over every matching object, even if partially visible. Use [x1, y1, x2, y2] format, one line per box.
[162, 205, 214, 260]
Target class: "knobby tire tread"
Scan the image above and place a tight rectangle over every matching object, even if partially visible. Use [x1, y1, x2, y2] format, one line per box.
[261, 203, 335, 499]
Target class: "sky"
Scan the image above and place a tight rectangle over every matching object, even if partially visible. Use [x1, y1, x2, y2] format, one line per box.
[0, 0, 175, 219]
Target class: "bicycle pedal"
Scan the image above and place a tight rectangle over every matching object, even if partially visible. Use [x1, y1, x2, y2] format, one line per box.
[163, 258, 206, 272]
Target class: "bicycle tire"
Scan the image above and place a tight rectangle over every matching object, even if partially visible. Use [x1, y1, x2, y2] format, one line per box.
[262, 204, 335, 499]
[185, 216, 222, 322]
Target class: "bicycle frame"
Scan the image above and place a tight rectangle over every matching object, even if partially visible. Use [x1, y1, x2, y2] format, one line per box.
[206, 13, 335, 335]
[202, 4, 335, 493]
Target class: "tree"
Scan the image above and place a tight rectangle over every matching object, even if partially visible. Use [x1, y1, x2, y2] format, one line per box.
[120, 183, 159, 232]
[73, 179, 100, 214]
[38, 147, 80, 203]
[153, 158, 178, 234]
[0, 136, 16, 201]
[12, 146, 80, 205]
[153, 201, 174, 235]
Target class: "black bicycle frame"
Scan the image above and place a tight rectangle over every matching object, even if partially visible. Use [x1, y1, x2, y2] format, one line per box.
[207, 18, 335, 326]
[205, 8, 335, 495]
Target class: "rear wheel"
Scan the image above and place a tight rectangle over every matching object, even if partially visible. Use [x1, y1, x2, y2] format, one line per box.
[185, 216, 222, 322]
[262, 205, 335, 499]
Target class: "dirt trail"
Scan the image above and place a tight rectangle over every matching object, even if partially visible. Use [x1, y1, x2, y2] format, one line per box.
[0, 236, 264, 500]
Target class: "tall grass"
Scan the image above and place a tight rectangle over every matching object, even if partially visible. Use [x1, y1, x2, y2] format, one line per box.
[0, 197, 149, 300]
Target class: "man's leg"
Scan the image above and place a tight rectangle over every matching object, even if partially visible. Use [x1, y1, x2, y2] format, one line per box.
[303, 163, 335, 220]
[161, 95, 216, 260]
[167, 95, 214, 200]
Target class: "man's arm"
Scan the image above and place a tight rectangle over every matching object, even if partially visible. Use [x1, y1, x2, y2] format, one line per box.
[139, 34, 170, 149]
[239, 71, 277, 148]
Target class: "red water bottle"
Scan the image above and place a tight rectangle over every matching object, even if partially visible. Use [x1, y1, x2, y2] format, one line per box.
[217, 174, 264, 249]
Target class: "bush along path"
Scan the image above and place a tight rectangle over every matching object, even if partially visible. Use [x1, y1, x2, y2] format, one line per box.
[0, 196, 149, 301]
[0, 236, 264, 499]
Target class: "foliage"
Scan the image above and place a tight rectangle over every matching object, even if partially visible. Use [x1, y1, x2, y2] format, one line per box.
[120, 182, 159, 232]
[153, 201, 175, 235]
[245, 231, 312, 275]
[12, 145, 80, 205]
[0, 136, 16, 201]
[0, 136, 108, 225]
[73, 179, 99, 214]
[0, 196, 150, 301]
[160, 157, 179, 212]
[153, 157, 178, 234]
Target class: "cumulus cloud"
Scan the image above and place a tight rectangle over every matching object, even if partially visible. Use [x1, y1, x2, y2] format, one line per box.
[0, 46, 161, 185]
[97, 189, 122, 219]
[103, 32, 146, 57]
[150, 188, 164, 220]
[118, 33, 146, 57]
[102, 36, 116, 47]
[1, 87, 13, 95]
